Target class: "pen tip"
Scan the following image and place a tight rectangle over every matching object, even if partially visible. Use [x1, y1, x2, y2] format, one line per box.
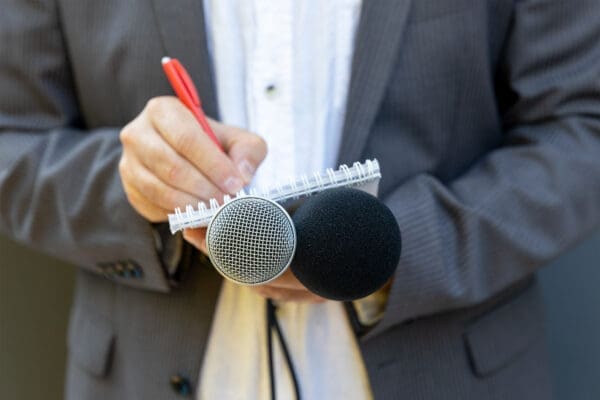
[161, 56, 171, 64]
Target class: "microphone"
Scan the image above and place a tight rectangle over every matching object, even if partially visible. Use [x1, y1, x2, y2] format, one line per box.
[206, 196, 297, 285]
[205, 188, 401, 300]
[291, 187, 401, 301]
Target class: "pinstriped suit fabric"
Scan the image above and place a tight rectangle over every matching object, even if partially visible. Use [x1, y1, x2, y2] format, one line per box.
[1, 0, 599, 398]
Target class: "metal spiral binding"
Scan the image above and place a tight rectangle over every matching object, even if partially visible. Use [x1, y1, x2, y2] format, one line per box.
[168, 158, 381, 233]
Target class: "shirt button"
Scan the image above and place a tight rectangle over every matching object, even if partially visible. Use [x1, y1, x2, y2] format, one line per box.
[170, 375, 192, 397]
[265, 84, 278, 98]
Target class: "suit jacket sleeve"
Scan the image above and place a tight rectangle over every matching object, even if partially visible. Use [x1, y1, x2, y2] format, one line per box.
[0, 0, 172, 292]
[375, 0, 600, 334]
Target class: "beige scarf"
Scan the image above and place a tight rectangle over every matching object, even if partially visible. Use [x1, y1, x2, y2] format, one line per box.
[197, 281, 374, 399]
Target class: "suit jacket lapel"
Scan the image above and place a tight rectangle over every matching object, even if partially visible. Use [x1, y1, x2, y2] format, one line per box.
[150, 0, 412, 157]
[150, 0, 219, 119]
[338, 0, 413, 164]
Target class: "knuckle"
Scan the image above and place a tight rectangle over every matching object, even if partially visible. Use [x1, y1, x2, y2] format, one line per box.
[204, 162, 220, 179]
[145, 97, 164, 114]
[119, 125, 134, 146]
[118, 160, 136, 186]
[123, 186, 140, 207]
[138, 177, 155, 199]
[253, 134, 268, 154]
[124, 188, 137, 204]
[145, 96, 175, 122]
[202, 160, 230, 185]
[195, 185, 217, 204]
[206, 187, 224, 202]
[243, 134, 267, 156]
[250, 134, 268, 162]
[202, 157, 226, 180]
[174, 131, 194, 152]
[118, 157, 128, 177]
[167, 163, 181, 183]
[163, 154, 184, 183]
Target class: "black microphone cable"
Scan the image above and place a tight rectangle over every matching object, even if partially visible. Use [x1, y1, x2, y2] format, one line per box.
[266, 299, 301, 400]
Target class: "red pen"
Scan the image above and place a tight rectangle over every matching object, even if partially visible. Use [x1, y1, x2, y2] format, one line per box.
[161, 57, 223, 151]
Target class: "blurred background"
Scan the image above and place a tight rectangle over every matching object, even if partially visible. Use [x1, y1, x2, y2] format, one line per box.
[1, 231, 599, 399]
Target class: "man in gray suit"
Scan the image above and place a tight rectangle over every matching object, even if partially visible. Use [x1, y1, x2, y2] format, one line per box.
[1, 0, 599, 399]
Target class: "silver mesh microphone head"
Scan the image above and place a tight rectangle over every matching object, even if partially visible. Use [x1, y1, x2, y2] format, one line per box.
[206, 196, 297, 285]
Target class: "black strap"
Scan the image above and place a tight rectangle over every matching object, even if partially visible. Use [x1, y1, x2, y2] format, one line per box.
[343, 301, 376, 338]
[266, 299, 301, 400]
[266, 300, 276, 400]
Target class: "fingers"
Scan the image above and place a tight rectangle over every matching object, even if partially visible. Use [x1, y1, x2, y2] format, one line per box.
[182, 228, 323, 302]
[119, 154, 199, 215]
[251, 286, 326, 303]
[181, 227, 325, 302]
[147, 97, 247, 193]
[120, 182, 173, 223]
[119, 96, 268, 224]
[250, 269, 326, 303]
[260, 268, 305, 290]
[131, 126, 224, 201]
[209, 119, 268, 183]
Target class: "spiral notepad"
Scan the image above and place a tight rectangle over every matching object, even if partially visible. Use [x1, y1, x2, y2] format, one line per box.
[168, 159, 381, 233]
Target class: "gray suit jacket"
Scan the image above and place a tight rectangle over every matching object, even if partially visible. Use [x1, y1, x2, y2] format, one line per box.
[1, 0, 599, 399]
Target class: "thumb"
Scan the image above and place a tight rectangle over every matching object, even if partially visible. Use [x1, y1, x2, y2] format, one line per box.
[209, 119, 268, 184]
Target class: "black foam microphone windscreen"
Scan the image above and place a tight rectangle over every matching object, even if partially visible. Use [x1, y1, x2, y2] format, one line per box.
[291, 187, 401, 301]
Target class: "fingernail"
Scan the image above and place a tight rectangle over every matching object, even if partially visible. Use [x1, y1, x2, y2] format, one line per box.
[237, 159, 255, 183]
[224, 176, 244, 194]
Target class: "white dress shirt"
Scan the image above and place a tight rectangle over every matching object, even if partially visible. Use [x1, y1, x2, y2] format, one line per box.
[203, 0, 361, 189]
[198, 1, 373, 399]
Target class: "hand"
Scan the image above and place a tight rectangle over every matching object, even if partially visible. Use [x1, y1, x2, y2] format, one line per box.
[250, 268, 327, 303]
[183, 230, 325, 303]
[181, 200, 326, 304]
[119, 96, 267, 222]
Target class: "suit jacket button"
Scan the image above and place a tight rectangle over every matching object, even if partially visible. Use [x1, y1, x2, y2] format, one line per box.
[132, 267, 142, 278]
[97, 263, 115, 279]
[114, 261, 127, 277]
[126, 260, 144, 278]
[170, 375, 192, 396]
